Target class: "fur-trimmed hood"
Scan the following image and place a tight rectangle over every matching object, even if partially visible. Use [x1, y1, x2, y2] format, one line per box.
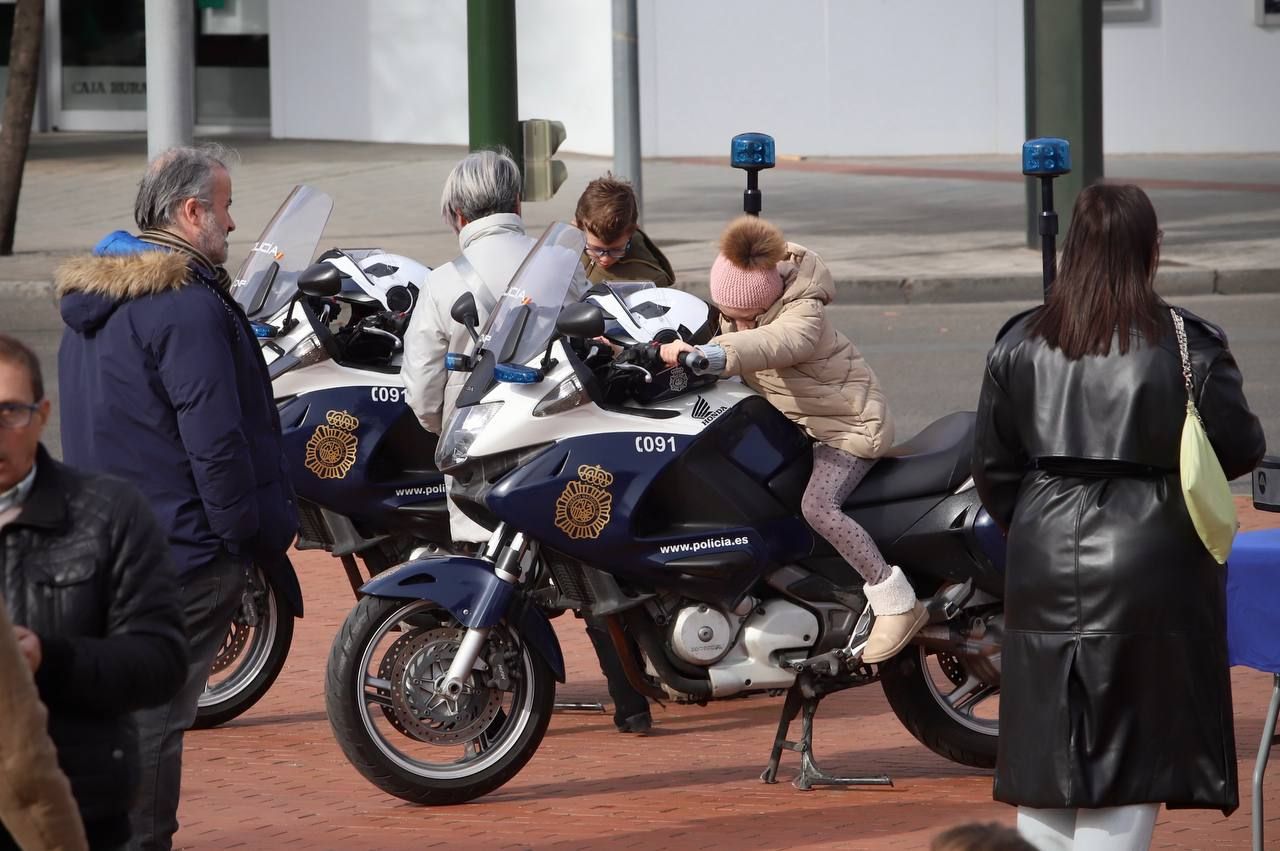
[57, 231, 192, 333]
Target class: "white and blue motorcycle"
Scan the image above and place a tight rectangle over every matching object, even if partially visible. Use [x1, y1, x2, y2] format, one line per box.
[323, 223, 1007, 804]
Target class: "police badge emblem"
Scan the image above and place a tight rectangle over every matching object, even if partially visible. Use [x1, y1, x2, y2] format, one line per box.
[668, 367, 688, 393]
[304, 410, 360, 479]
[554, 464, 614, 540]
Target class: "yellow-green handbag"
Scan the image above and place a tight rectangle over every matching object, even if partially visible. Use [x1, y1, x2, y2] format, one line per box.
[1171, 308, 1237, 564]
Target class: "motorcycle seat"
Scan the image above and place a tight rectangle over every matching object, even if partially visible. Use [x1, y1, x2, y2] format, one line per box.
[843, 411, 976, 508]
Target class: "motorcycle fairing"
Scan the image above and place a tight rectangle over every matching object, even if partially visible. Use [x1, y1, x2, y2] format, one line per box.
[277, 387, 446, 533]
[483, 411, 816, 608]
[359, 555, 566, 683]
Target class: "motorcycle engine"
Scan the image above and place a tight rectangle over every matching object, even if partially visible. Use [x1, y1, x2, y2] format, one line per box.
[669, 604, 735, 666]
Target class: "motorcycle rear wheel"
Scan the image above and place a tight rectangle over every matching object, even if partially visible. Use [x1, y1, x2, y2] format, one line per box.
[879, 644, 999, 769]
[194, 565, 295, 729]
[325, 596, 555, 805]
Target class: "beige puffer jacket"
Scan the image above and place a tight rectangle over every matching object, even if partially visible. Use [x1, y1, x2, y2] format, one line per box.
[0, 591, 88, 851]
[714, 242, 894, 458]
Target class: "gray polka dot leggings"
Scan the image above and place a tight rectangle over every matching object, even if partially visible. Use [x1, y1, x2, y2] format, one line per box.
[800, 443, 892, 585]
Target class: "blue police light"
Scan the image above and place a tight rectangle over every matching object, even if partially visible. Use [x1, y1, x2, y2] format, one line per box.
[251, 322, 277, 338]
[445, 353, 471, 372]
[494, 362, 541, 384]
[731, 132, 776, 170]
[1022, 138, 1072, 177]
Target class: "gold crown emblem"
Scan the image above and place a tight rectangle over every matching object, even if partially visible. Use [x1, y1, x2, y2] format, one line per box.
[576, 464, 614, 488]
[326, 410, 359, 431]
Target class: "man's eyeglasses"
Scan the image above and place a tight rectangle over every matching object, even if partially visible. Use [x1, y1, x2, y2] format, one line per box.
[585, 239, 631, 260]
[0, 402, 41, 429]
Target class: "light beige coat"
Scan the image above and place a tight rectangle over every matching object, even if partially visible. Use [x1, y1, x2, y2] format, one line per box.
[0, 591, 88, 851]
[714, 242, 893, 458]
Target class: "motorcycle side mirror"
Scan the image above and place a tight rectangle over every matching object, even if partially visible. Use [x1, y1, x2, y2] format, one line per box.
[450, 292, 481, 344]
[297, 262, 342, 298]
[556, 302, 606, 339]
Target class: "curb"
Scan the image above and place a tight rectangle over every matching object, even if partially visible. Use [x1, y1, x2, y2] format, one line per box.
[674, 267, 1280, 305]
[0, 280, 56, 299]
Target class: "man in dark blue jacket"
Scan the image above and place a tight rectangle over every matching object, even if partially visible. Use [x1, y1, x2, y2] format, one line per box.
[55, 144, 297, 851]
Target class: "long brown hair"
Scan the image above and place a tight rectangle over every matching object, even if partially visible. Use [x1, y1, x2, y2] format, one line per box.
[1030, 184, 1164, 358]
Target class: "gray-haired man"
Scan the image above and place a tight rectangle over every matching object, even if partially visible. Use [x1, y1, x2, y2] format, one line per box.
[398, 150, 655, 734]
[404, 147, 587, 543]
[56, 145, 298, 850]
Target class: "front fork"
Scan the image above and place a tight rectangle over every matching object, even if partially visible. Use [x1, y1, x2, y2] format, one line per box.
[435, 524, 532, 706]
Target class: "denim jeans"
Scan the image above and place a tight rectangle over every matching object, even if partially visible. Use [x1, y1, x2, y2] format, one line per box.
[130, 552, 247, 851]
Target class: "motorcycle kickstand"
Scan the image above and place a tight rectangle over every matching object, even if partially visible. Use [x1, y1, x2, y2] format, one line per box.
[760, 683, 893, 791]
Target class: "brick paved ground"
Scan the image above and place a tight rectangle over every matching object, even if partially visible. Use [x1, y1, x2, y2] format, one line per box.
[175, 501, 1280, 850]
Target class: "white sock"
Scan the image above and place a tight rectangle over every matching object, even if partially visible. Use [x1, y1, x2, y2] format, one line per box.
[861, 565, 916, 616]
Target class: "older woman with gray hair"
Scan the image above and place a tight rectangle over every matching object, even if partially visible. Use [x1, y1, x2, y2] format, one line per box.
[400, 150, 656, 733]
[404, 147, 586, 542]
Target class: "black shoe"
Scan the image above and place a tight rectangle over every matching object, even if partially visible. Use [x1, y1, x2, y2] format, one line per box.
[616, 712, 652, 735]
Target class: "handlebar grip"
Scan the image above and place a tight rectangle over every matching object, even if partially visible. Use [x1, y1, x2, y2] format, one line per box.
[679, 351, 710, 374]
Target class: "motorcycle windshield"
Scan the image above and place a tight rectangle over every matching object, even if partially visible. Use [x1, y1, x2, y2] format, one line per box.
[230, 185, 335, 320]
[474, 221, 584, 365]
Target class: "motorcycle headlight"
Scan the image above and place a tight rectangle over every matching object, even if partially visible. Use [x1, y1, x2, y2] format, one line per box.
[532, 374, 589, 417]
[435, 402, 503, 471]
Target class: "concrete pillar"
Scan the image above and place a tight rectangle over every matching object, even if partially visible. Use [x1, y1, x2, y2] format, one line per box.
[145, 0, 195, 161]
[612, 0, 642, 221]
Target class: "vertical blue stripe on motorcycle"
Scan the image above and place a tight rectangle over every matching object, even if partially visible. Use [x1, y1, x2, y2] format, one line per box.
[276, 387, 446, 528]
[972, 508, 1007, 574]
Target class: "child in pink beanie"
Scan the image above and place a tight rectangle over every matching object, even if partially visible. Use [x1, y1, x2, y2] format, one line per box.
[661, 216, 926, 662]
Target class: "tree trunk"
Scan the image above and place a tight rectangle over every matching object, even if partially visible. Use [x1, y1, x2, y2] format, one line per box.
[0, 0, 45, 256]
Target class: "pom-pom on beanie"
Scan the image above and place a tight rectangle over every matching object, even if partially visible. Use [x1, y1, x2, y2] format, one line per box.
[708, 216, 787, 311]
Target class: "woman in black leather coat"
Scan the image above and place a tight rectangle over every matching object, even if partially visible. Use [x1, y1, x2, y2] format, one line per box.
[974, 184, 1265, 850]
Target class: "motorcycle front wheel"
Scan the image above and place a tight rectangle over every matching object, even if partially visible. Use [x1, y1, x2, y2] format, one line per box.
[325, 596, 555, 805]
[194, 564, 295, 729]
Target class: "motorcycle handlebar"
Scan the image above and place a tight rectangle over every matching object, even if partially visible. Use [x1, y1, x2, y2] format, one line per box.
[679, 350, 710, 374]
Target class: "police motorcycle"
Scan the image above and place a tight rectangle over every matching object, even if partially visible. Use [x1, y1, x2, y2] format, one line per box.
[323, 220, 1009, 805]
[196, 185, 451, 728]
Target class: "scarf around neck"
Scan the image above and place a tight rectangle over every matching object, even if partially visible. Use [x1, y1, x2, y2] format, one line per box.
[140, 228, 233, 290]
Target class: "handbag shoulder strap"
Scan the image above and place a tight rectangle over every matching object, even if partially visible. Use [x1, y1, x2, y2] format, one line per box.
[1170, 308, 1202, 422]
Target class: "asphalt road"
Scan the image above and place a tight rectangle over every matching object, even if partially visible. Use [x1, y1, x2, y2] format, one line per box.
[7, 293, 1276, 491]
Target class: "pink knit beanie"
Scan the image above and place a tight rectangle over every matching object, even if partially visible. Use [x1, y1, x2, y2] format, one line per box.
[709, 216, 787, 311]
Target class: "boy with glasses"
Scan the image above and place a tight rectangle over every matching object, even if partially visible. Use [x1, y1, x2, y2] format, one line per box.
[574, 174, 675, 288]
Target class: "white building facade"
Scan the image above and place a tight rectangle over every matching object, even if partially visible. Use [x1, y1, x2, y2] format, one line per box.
[20, 0, 1280, 156]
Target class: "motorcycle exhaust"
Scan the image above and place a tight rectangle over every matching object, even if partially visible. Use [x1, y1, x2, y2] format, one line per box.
[911, 624, 1000, 659]
[924, 578, 973, 625]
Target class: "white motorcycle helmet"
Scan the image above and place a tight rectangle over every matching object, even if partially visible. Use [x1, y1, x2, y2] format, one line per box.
[319, 250, 428, 313]
[588, 281, 719, 345]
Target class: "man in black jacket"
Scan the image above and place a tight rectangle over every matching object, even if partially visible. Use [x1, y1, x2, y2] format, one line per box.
[0, 334, 187, 851]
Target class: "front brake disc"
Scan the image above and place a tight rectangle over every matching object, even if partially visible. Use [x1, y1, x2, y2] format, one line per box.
[210, 614, 252, 674]
[388, 628, 502, 746]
